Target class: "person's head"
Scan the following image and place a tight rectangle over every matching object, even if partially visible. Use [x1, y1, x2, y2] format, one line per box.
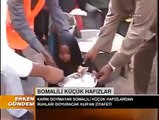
[57, 31, 83, 66]
[59, 44, 71, 63]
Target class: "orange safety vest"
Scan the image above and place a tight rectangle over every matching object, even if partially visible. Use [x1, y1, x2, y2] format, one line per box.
[6, 0, 45, 50]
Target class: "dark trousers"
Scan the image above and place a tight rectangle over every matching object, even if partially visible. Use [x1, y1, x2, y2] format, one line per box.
[134, 36, 157, 94]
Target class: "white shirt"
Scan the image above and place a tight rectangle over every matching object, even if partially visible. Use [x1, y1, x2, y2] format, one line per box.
[1, 0, 33, 77]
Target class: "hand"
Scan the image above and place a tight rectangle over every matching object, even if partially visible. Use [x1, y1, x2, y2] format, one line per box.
[44, 66, 64, 84]
[96, 64, 113, 86]
[84, 48, 99, 62]
[44, 54, 57, 67]
[77, 66, 89, 76]
[30, 64, 64, 84]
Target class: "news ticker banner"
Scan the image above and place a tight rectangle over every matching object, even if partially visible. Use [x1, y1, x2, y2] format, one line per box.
[35, 87, 114, 96]
[35, 87, 159, 108]
[0, 95, 34, 109]
[0, 87, 159, 109]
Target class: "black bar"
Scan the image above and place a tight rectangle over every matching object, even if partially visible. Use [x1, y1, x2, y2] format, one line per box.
[35, 95, 159, 108]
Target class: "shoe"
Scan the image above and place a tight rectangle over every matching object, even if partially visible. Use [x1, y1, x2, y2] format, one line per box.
[18, 111, 34, 120]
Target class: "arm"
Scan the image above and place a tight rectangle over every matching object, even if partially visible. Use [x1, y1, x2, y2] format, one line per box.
[30, 64, 64, 84]
[2, 0, 63, 84]
[45, 0, 70, 33]
[92, 0, 123, 53]
[1, 47, 64, 84]
[7, 0, 51, 59]
[45, 0, 83, 62]
[84, 0, 123, 62]
[1, 48, 33, 77]
[2, 0, 32, 77]
[109, 0, 157, 68]
[96, 0, 157, 82]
